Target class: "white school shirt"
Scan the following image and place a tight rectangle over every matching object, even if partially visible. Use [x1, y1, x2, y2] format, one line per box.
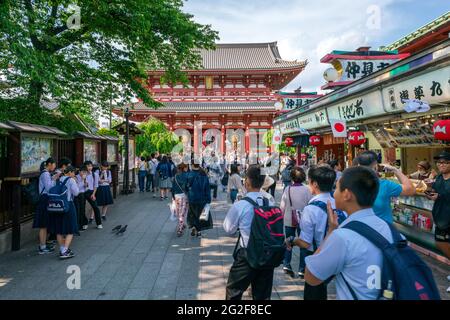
[223, 192, 274, 248]
[98, 170, 112, 186]
[299, 193, 336, 252]
[76, 174, 88, 193]
[86, 171, 99, 191]
[39, 170, 55, 194]
[59, 176, 80, 201]
[305, 208, 396, 300]
[151, 159, 159, 175]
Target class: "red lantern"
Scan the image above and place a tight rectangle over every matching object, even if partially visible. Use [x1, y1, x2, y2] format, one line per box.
[433, 120, 450, 141]
[309, 135, 321, 146]
[285, 137, 294, 147]
[348, 131, 366, 146]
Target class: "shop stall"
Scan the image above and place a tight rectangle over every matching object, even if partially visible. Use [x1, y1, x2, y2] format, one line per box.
[73, 132, 105, 167]
[0, 121, 66, 251]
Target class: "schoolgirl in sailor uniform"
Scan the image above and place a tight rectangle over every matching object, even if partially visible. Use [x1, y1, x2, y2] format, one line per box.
[33, 158, 57, 254]
[50, 166, 79, 259]
[96, 161, 114, 220]
[84, 161, 103, 229]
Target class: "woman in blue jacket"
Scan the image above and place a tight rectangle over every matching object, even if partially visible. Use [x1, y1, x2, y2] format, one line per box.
[156, 155, 173, 201]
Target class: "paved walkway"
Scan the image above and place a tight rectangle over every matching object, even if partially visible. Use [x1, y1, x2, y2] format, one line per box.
[0, 185, 448, 300]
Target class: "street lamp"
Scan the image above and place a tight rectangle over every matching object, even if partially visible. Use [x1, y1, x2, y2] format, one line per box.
[122, 106, 132, 195]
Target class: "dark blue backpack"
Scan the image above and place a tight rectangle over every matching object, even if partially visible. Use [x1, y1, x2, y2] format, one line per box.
[47, 178, 70, 213]
[342, 221, 441, 300]
[309, 200, 347, 226]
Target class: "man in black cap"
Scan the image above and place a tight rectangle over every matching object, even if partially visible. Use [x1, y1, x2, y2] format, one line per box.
[427, 151, 450, 293]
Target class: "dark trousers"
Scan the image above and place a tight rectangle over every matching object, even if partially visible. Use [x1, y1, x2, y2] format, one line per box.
[138, 171, 147, 192]
[210, 184, 218, 199]
[187, 203, 202, 230]
[283, 226, 300, 268]
[74, 193, 87, 229]
[146, 173, 154, 192]
[230, 189, 238, 204]
[268, 182, 276, 197]
[226, 248, 274, 300]
[85, 190, 102, 226]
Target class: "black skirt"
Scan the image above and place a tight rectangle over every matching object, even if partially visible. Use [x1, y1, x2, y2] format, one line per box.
[32, 194, 49, 229]
[96, 185, 114, 206]
[48, 201, 78, 235]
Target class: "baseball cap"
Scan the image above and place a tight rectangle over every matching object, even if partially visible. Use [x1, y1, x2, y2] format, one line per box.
[433, 151, 450, 161]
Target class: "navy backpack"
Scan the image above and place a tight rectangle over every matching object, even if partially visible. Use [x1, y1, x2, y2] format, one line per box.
[47, 178, 70, 213]
[342, 221, 441, 300]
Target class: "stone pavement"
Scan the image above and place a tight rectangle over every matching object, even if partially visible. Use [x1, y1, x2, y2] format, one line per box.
[0, 184, 448, 300]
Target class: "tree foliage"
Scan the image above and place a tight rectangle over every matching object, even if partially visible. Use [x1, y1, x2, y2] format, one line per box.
[263, 129, 296, 154]
[136, 117, 179, 156]
[0, 0, 218, 130]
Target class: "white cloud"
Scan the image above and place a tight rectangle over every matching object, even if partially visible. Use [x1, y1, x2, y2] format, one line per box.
[183, 0, 403, 93]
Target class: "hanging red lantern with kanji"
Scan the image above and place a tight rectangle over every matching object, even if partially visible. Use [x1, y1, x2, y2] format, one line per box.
[309, 135, 321, 146]
[348, 131, 366, 146]
[285, 137, 294, 147]
[433, 120, 450, 141]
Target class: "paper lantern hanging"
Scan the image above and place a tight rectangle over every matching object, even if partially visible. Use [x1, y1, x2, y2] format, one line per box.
[348, 131, 366, 146]
[433, 120, 450, 141]
[309, 135, 321, 146]
[285, 137, 294, 147]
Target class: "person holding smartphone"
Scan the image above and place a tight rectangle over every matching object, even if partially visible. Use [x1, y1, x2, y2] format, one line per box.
[426, 151, 450, 293]
[353, 151, 415, 224]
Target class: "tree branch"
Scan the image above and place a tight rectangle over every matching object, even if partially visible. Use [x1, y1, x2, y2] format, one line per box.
[23, 0, 45, 50]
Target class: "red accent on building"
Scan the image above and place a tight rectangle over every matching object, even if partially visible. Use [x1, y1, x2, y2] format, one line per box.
[114, 42, 306, 155]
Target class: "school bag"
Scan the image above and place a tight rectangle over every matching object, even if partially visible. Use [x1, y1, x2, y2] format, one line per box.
[238, 197, 285, 269]
[281, 166, 291, 182]
[47, 178, 71, 213]
[341, 221, 441, 300]
[309, 200, 347, 226]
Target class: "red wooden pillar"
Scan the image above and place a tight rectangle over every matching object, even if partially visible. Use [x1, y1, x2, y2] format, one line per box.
[245, 126, 250, 154]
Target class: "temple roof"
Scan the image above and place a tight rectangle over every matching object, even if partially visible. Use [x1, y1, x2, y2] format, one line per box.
[194, 42, 306, 70]
[130, 101, 276, 113]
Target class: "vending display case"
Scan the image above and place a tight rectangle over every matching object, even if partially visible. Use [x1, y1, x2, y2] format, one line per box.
[101, 136, 120, 198]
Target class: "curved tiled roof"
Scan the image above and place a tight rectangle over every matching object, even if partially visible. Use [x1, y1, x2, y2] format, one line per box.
[193, 42, 306, 70]
[131, 101, 276, 113]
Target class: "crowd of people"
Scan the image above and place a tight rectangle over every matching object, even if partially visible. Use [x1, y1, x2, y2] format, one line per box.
[33, 157, 114, 259]
[222, 150, 450, 300]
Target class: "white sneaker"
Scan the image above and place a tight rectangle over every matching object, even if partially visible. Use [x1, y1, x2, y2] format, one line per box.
[82, 225, 88, 230]
[97, 225, 103, 229]
[447, 286, 450, 293]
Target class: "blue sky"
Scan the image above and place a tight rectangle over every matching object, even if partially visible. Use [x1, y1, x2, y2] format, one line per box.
[183, 0, 450, 93]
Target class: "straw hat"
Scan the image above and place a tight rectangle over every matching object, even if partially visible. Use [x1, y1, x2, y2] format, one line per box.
[261, 175, 275, 190]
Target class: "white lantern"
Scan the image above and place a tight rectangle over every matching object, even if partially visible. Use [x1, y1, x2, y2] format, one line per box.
[274, 101, 283, 111]
[323, 68, 339, 82]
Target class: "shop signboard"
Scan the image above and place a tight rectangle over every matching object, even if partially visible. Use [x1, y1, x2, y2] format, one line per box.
[282, 97, 317, 111]
[279, 117, 300, 134]
[327, 90, 384, 122]
[384, 65, 450, 112]
[335, 59, 400, 82]
[296, 109, 329, 130]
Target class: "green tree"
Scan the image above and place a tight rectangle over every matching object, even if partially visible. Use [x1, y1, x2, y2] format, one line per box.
[0, 0, 218, 127]
[136, 117, 178, 156]
[263, 129, 295, 154]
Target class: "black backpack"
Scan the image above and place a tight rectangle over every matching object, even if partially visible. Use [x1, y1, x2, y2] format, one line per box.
[236, 197, 285, 269]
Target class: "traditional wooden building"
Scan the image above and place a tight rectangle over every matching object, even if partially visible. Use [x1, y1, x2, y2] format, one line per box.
[114, 42, 307, 158]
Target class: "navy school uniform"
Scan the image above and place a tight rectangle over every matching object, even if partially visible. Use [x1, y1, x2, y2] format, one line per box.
[33, 170, 55, 229]
[96, 170, 113, 206]
[47, 176, 80, 235]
